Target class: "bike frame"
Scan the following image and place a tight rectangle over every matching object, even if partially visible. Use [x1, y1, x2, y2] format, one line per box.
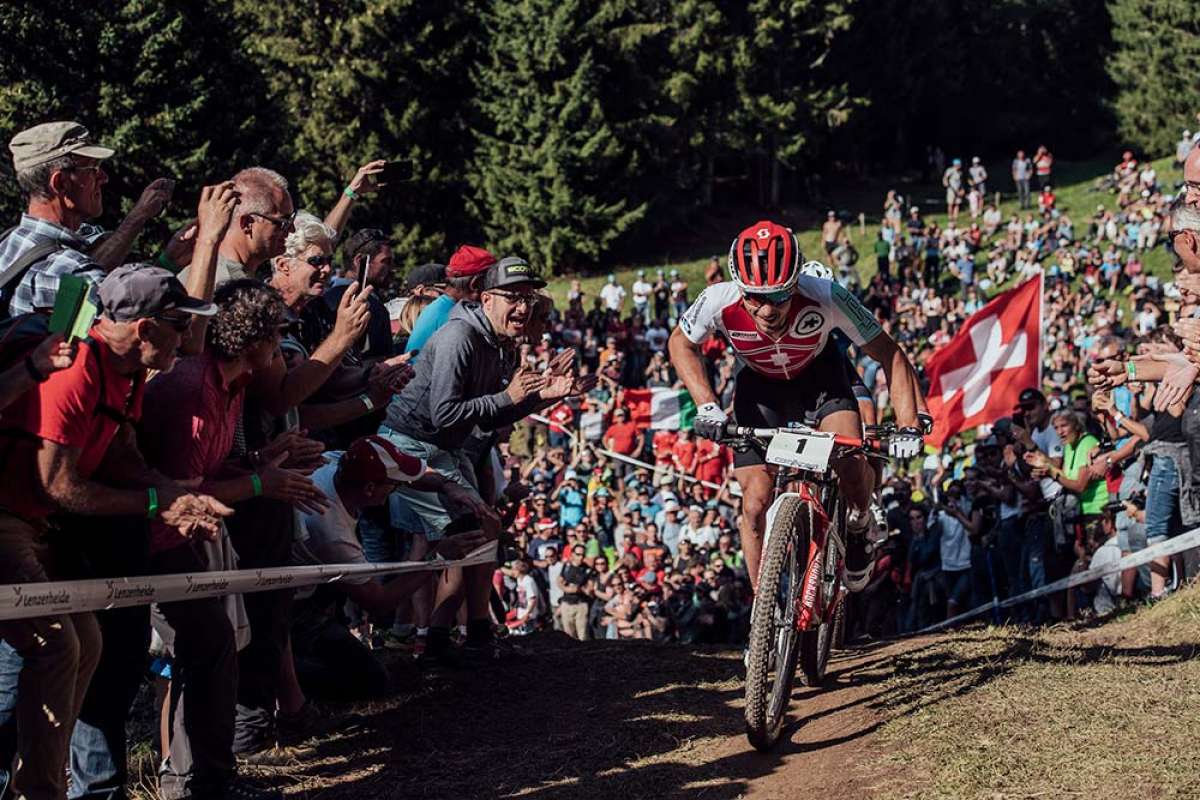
[736, 423, 888, 637]
[764, 469, 841, 634]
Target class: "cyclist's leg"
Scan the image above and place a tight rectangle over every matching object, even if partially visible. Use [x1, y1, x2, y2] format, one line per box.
[733, 464, 774, 593]
[818, 409, 871, 513]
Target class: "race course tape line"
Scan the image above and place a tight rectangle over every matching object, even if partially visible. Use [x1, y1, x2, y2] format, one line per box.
[909, 526, 1200, 636]
[528, 412, 724, 490]
[0, 543, 497, 622]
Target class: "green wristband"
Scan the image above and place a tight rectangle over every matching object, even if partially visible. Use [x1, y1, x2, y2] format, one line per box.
[146, 487, 159, 520]
[156, 251, 178, 273]
[343, 186, 359, 201]
[1126, 361, 1136, 380]
[251, 473, 263, 497]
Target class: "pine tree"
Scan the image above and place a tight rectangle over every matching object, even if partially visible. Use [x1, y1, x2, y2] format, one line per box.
[661, 0, 737, 207]
[470, 0, 647, 273]
[1108, 0, 1200, 156]
[0, 1, 276, 237]
[235, 0, 479, 265]
[729, 0, 861, 207]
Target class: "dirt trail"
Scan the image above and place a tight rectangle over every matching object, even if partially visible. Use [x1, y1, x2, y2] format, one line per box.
[709, 639, 918, 800]
[236, 633, 929, 800]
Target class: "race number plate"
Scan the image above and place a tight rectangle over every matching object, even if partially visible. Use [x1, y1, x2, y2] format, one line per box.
[765, 430, 836, 472]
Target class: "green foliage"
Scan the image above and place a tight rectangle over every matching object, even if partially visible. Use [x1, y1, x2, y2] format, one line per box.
[470, 0, 648, 273]
[0, 1, 276, 243]
[731, 0, 860, 205]
[1108, 0, 1200, 157]
[831, 0, 1113, 165]
[234, 0, 479, 266]
[0, 0, 1189, 274]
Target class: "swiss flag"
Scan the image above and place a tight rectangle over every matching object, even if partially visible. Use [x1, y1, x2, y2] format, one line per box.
[925, 275, 1041, 447]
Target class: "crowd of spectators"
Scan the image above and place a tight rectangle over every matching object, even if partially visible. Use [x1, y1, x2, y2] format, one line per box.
[2, 113, 1200, 800]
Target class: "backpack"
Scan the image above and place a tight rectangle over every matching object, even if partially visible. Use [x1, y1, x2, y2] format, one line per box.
[0, 226, 69, 320]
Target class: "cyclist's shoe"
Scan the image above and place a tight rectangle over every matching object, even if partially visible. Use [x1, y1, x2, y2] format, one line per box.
[843, 507, 877, 593]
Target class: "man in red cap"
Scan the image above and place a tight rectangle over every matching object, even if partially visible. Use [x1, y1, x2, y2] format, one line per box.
[284, 436, 487, 705]
[404, 244, 496, 356]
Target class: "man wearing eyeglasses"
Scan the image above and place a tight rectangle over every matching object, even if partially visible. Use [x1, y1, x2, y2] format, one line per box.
[2, 121, 175, 318]
[1183, 147, 1200, 210]
[380, 255, 597, 665]
[177, 167, 295, 289]
[0, 265, 231, 800]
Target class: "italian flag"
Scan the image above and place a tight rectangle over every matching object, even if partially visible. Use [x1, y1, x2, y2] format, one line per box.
[622, 388, 697, 431]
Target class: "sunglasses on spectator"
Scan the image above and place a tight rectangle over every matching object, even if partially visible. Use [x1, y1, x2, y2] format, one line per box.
[300, 254, 334, 268]
[251, 211, 297, 233]
[155, 313, 192, 333]
[488, 289, 538, 307]
[1183, 181, 1200, 194]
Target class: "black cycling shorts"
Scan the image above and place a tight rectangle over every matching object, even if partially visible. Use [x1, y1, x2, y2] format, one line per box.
[732, 342, 858, 469]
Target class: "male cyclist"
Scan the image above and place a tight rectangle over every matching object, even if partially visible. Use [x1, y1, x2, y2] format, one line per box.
[668, 221, 926, 593]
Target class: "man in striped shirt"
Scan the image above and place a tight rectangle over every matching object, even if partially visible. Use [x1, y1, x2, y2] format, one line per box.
[2, 120, 173, 316]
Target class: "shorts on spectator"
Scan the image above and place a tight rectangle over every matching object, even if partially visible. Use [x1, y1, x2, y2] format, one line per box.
[378, 427, 481, 539]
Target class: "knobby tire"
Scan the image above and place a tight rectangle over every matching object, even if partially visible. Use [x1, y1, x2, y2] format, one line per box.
[744, 495, 811, 751]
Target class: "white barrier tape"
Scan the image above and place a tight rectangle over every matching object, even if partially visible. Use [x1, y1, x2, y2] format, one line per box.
[528, 413, 724, 490]
[0, 542, 497, 622]
[909, 527, 1200, 635]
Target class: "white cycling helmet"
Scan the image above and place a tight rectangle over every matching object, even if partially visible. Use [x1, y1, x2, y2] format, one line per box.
[799, 260, 834, 281]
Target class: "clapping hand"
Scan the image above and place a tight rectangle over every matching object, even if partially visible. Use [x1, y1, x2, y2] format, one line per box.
[505, 364, 547, 404]
[1172, 317, 1200, 355]
[1087, 359, 1127, 389]
[258, 431, 325, 474]
[258, 452, 330, 515]
[1148, 351, 1199, 411]
[158, 486, 233, 541]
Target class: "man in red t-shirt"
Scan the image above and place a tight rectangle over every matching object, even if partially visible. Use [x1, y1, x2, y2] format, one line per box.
[547, 398, 575, 449]
[0, 265, 228, 799]
[652, 428, 677, 482]
[671, 428, 699, 477]
[693, 437, 725, 497]
[603, 407, 643, 474]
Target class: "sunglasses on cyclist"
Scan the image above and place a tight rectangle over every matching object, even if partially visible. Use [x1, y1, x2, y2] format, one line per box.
[743, 289, 792, 306]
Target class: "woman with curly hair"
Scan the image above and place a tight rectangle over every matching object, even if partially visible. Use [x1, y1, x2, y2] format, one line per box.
[135, 279, 330, 800]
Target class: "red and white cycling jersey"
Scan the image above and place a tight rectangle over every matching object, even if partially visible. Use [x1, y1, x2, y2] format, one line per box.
[678, 278, 883, 380]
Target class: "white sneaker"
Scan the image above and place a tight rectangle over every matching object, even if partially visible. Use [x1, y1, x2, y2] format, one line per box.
[843, 507, 876, 592]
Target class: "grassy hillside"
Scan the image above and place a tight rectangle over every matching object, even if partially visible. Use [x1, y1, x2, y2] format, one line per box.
[548, 154, 1180, 308]
[873, 584, 1200, 799]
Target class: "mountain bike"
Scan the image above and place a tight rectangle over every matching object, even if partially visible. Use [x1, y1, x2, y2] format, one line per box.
[725, 421, 893, 752]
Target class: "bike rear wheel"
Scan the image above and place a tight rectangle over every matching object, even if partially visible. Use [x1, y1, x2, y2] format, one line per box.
[744, 495, 811, 752]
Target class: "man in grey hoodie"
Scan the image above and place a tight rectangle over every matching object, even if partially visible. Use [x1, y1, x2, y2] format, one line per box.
[380, 255, 594, 661]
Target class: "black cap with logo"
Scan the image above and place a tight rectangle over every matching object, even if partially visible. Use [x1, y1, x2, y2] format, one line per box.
[482, 256, 546, 291]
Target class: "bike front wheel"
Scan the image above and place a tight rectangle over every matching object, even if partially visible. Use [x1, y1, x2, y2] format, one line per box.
[744, 495, 811, 752]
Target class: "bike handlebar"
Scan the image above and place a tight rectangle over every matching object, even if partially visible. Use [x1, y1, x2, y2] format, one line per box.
[721, 422, 893, 454]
